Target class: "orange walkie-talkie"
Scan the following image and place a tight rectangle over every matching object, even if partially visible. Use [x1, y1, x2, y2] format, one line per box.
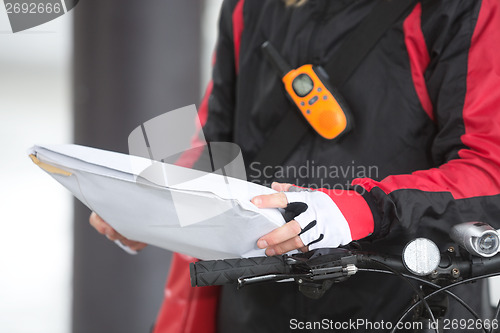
[262, 41, 353, 140]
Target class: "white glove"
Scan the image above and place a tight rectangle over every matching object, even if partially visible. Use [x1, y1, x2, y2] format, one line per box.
[283, 189, 352, 250]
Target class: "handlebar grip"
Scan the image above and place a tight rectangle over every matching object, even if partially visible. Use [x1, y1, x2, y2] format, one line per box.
[190, 256, 289, 287]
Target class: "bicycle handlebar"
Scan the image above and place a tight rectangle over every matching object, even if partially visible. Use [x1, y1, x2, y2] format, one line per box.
[189, 236, 500, 333]
[190, 247, 500, 289]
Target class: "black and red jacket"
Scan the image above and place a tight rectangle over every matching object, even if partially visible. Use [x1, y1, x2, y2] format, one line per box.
[154, 0, 500, 332]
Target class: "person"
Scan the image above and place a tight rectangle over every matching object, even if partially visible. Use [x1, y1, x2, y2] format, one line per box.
[90, 0, 500, 331]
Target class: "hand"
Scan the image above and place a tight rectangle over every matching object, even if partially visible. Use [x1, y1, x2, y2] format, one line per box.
[89, 212, 147, 252]
[251, 182, 352, 256]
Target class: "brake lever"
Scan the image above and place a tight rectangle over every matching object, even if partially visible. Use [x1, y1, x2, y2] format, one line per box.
[237, 273, 309, 288]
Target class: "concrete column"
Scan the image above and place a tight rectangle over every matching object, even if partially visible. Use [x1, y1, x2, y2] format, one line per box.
[73, 1, 202, 331]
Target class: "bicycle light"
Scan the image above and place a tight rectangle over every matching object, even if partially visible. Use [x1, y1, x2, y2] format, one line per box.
[450, 222, 500, 258]
[402, 238, 441, 276]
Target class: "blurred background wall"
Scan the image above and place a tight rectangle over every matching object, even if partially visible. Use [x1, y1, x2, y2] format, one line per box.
[0, 5, 72, 333]
[72, 1, 200, 332]
[0, 0, 222, 332]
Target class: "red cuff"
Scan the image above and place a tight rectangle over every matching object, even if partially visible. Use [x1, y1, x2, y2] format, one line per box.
[317, 188, 374, 240]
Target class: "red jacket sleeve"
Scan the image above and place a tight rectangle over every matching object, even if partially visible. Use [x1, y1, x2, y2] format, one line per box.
[349, 0, 500, 237]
